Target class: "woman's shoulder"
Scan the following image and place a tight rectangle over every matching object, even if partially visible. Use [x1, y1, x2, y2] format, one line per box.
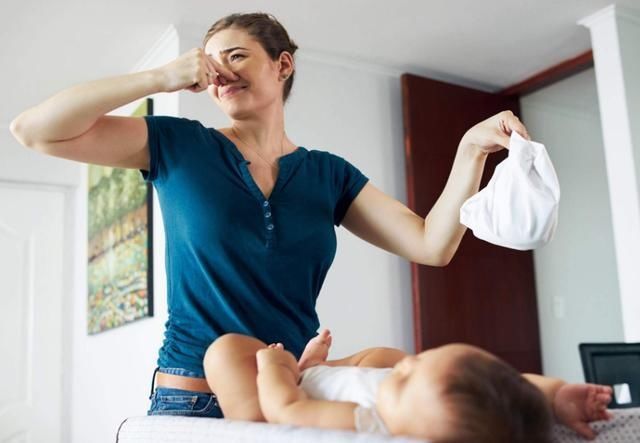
[304, 148, 347, 164]
[144, 115, 205, 134]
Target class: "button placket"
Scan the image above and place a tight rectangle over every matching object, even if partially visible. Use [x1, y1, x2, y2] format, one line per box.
[262, 200, 276, 248]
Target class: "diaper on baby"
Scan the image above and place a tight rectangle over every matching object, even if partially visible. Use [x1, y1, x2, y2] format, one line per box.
[299, 365, 392, 434]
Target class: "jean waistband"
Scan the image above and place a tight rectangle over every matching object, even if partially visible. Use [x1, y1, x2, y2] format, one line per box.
[158, 367, 204, 378]
[149, 367, 207, 399]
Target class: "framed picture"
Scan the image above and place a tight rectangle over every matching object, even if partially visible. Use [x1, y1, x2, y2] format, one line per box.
[87, 98, 154, 334]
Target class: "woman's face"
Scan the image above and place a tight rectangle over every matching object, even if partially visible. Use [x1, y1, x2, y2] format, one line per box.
[204, 27, 293, 120]
[376, 343, 493, 439]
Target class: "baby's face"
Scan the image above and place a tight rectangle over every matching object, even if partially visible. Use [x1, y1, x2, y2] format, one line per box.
[376, 343, 493, 439]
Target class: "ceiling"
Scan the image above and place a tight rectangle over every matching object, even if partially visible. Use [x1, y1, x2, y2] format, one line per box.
[3, 0, 638, 126]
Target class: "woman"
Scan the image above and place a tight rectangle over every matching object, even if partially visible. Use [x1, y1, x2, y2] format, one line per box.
[9, 12, 532, 419]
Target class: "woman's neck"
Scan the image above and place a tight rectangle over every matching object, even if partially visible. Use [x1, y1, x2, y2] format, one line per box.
[230, 110, 295, 156]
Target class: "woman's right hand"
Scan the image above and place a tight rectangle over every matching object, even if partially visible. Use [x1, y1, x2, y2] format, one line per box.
[154, 48, 239, 94]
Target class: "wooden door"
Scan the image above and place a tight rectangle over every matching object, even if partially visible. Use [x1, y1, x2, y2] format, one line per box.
[402, 73, 541, 373]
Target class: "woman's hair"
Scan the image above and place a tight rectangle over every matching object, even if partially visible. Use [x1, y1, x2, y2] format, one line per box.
[438, 353, 553, 443]
[202, 12, 299, 103]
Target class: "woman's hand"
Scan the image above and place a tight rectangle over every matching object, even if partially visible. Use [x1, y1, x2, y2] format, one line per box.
[553, 383, 613, 440]
[154, 47, 239, 94]
[459, 110, 532, 157]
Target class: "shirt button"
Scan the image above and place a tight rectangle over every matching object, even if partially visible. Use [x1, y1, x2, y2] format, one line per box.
[265, 212, 271, 218]
[263, 201, 269, 207]
[267, 224, 274, 230]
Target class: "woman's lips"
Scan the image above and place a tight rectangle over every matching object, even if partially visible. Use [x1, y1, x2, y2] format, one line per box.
[221, 86, 247, 98]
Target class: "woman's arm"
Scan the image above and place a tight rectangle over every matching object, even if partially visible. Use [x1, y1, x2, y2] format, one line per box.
[256, 348, 358, 430]
[10, 70, 164, 147]
[341, 111, 530, 266]
[9, 48, 237, 169]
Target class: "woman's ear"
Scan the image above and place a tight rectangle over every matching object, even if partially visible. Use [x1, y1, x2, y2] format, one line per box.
[278, 51, 295, 80]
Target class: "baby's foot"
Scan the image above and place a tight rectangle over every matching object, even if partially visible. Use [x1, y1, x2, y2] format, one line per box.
[298, 329, 332, 371]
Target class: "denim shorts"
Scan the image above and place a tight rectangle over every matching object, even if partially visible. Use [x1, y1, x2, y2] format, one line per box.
[147, 367, 224, 418]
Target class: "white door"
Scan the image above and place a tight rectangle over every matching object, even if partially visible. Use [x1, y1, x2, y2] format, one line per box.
[0, 184, 65, 443]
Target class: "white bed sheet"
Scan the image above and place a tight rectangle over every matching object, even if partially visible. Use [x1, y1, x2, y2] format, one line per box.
[116, 416, 424, 442]
[117, 408, 640, 443]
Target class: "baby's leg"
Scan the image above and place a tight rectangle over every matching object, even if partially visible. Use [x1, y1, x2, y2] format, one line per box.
[301, 328, 408, 369]
[298, 329, 333, 371]
[203, 333, 268, 421]
[326, 347, 408, 368]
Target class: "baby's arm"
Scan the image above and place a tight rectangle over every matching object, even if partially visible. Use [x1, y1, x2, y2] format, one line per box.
[256, 346, 358, 430]
[522, 373, 565, 405]
[523, 373, 613, 440]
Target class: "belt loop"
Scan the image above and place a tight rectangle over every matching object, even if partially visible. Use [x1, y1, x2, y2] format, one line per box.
[149, 367, 160, 400]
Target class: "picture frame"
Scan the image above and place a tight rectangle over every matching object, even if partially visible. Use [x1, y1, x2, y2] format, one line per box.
[87, 98, 154, 334]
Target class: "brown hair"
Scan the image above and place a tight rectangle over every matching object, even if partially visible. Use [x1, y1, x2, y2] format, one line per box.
[202, 12, 298, 103]
[439, 354, 553, 443]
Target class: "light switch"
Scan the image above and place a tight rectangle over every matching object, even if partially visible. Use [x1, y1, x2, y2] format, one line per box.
[553, 296, 565, 319]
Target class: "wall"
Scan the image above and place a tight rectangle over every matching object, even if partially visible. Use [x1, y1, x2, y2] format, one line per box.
[520, 68, 624, 383]
[580, 5, 640, 341]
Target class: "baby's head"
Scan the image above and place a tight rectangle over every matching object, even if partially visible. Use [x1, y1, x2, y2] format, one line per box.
[376, 343, 552, 443]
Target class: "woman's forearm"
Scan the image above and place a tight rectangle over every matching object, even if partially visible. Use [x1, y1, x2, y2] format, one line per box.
[424, 142, 488, 264]
[10, 69, 165, 147]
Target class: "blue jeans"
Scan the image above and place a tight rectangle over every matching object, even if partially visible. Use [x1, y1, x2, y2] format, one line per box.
[147, 367, 224, 418]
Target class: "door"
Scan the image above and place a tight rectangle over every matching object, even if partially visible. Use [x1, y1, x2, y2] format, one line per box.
[0, 184, 65, 443]
[402, 73, 542, 373]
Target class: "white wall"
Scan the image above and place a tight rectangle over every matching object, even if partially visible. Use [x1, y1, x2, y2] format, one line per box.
[580, 5, 640, 341]
[520, 68, 624, 383]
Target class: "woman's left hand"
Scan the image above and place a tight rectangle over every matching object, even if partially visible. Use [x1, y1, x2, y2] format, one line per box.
[460, 110, 531, 156]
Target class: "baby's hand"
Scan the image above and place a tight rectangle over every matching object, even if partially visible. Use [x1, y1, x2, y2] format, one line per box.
[553, 383, 613, 440]
[256, 344, 300, 378]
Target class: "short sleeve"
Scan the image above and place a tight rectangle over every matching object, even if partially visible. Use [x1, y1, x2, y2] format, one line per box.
[140, 115, 194, 183]
[333, 155, 369, 227]
[140, 115, 162, 182]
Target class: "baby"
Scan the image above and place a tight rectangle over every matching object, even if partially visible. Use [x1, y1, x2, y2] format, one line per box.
[203, 329, 612, 442]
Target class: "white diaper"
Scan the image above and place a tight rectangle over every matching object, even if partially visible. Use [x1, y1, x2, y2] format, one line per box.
[299, 365, 392, 434]
[460, 130, 560, 250]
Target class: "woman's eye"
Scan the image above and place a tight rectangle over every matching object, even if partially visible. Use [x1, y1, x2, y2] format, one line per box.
[230, 54, 244, 61]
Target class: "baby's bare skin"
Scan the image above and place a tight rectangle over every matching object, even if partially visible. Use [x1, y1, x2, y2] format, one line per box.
[297, 328, 332, 371]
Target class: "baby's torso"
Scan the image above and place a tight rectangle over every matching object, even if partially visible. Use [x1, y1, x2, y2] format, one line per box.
[299, 365, 392, 408]
[299, 365, 392, 434]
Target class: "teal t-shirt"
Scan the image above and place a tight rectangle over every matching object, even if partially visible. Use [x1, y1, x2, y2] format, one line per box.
[141, 116, 369, 376]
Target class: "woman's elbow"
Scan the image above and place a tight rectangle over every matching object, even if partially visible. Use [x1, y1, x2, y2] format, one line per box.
[418, 252, 451, 267]
[9, 118, 33, 149]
